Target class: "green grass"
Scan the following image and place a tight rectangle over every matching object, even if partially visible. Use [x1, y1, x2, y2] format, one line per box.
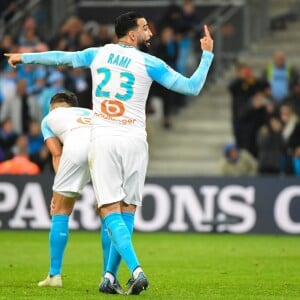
[0, 231, 300, 300]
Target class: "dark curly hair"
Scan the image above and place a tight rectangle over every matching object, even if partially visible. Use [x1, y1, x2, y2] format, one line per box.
[115, 11, 145, 38]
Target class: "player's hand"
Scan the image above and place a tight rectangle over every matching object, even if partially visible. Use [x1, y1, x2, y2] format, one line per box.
[4, 53, 22, 68]
[200, 25, 213, 52]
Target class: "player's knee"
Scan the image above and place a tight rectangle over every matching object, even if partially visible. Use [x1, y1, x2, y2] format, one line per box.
[50, 193, 76, 216]
[121, 202, 136, 213]
[100, 201, 122, 218]
[50, 206, 73, 216]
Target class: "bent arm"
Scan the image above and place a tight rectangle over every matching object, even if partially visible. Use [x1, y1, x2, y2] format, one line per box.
[146, 51, 214, 96]
[45, 137, 62, 173]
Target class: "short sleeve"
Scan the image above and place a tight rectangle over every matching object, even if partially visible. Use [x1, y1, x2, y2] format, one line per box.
[41, 116, 55, 141]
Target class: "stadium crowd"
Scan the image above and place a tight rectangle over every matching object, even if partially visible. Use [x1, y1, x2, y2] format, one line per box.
[1, 1, 300, 177]
[0, 1, 202, 174]
[222, 52, 300, 176]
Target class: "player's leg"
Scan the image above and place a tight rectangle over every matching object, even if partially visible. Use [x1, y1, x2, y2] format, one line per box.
[39, 139, 90, 287]
[104, 202, 135, 278]
[101, 204, 147, 295]
[48, 193, 76, 277]
[89, 136, 144, 294]
[122, 136, 149, 295]
[99, 136, 149, 295]
[38, 192, 76, 287]
[100, 216, 111, 276]
[98, 203, 136, 294]
[89, 136, 126, 294]
[100, 203, 142, 280]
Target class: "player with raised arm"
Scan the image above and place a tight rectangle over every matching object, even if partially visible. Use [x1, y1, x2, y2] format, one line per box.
[5, 11, 214, 295]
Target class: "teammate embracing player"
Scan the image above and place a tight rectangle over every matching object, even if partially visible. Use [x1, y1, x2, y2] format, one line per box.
[5, 11, 214, 295]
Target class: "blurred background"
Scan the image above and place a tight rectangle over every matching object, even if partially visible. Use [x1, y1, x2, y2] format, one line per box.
[1, 0, 300, 234]
[1, 0, 300, 177]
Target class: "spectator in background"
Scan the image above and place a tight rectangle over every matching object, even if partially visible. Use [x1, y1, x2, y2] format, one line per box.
[158, 3, 182, 32]
[0, 118, 18, 161]
[0, 79, 34, 134]
[27, 120, 44, 157]
[39, 70, 66, 118]
[228, 63, 261, 147]
[78, 31, 94, 50]
[151, 26, 179, 128]
[0, 134, 40, 175]
[283, 75, 300, 117]
[17, 64, 47, 101]
[279, 103, 300, 174]
[18, 15, 48, 53]
[65, 68, 92, 109]
[256, 114, 284, 175]
[0, 63, 18, 108]
[262, 51, 298, 104]
[50, 16, 84, 51]
[0, 34, 17, 70]
[220, 143, 258, 176]
[0, 0, 17, 23]
[229, 64, 273, 157]
[27, 120, 50, 171]
[177, 0, 200, 76]
[180, 0, 200, 31]
[96, 25, 113, 46]
[292, 145, 300, 176]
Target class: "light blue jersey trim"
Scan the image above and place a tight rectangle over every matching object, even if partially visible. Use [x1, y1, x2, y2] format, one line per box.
[41, 116, 55, 141]
[22, 47, 99, 68]
[144, 50, 214, 96]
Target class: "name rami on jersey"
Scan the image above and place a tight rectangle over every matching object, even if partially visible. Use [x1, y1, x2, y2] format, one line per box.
[107, 53, 131, 69]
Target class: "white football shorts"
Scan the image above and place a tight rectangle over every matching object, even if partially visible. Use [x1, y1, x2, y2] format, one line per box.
[53, 130, 91, 198]
[88, 135, 148, 207]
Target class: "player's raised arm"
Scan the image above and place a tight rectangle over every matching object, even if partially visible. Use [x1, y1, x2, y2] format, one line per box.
[146, 25, 214, 96]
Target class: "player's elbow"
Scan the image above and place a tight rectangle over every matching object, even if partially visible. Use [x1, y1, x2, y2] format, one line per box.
[187, 84, 203, 96]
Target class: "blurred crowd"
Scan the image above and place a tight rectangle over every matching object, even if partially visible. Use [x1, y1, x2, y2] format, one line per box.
[0, 0, 201, 174]
[221, 51, 300, 176]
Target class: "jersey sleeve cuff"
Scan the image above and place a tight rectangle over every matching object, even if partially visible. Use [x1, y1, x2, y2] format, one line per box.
[202, 50, 214, 60]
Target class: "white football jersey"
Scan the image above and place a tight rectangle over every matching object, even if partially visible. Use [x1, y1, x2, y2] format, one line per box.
[41, 107, 93, 143]
[89, 44, 152, 137]
[23, 44, 214, 138]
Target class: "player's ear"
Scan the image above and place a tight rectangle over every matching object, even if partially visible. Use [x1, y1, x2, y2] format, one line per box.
[128, 30, 136, 41]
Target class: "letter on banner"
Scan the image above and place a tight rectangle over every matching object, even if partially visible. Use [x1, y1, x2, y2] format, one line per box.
[218, 185, 256, 233]
[275, 186, 300, 234]
[135, 184, 171, 231]
[69, 185, 99, 230]
[0, 183, 18, 228]
[169, 185, 218, 232]
[9, 183, 50, 229]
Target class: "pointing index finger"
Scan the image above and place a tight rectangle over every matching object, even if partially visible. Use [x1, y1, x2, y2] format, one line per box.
[204, 25, 211, 38]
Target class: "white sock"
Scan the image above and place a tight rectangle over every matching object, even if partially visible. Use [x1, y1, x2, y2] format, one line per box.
[104, 272, 115, 284]
[133, 266, 143, 280]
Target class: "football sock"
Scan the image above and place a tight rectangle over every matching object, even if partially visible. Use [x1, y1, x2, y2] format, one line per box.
[104, 212, 140, 274]
[106, 212, 135, 276]
[100, 217, 111, 276]
[49, 214, 69, 276]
